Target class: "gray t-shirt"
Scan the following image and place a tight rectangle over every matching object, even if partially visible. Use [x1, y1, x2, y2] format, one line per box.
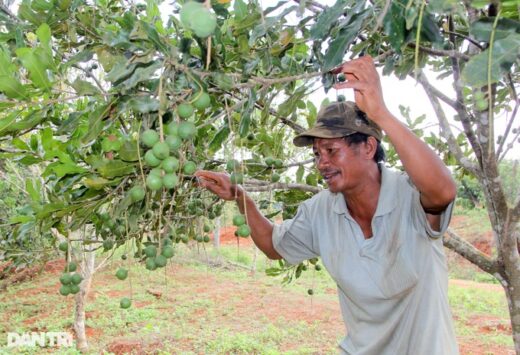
[272, 165, 459, 355]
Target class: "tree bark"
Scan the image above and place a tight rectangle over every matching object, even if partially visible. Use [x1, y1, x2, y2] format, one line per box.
[74, 246, 96, 352]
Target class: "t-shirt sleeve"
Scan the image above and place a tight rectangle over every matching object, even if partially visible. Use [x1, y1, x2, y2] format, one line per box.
[272, 203, 319, 265]
[408, 177, 455, 239]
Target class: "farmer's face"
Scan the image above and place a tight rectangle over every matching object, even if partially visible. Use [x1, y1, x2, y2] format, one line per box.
[313, 137, 369, 194]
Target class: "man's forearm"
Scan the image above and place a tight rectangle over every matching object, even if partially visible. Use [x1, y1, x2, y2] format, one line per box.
[235, 189, 282, 260]
[377, 109, 457, 210]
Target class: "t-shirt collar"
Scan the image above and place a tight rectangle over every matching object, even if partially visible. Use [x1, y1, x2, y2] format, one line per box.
[332, 164, 398, 216]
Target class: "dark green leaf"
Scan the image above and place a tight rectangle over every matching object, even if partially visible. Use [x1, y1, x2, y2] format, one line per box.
[96, 159, 135, 179]
[26, 180, 41, 203]
[470, 18, 520, 42]
[462, 34, 520, 87]
[81, 104, 112, 145]
[83, 176, 112, 190]
[310, 0, 348, 40]
[15, 47, 52, 90]
[127, 96, 160, 113]
[296, 165, 304, 183]
[117, 62, 162, 91]
[208, 124, 230, 154]
[71, 78, 100, 96]
[322, 11, 367, 70]
[383, 2, 406, 53]
[119, 139, 141, 162]
[234, 0, 248, 21]
[0, 76, 28, 99]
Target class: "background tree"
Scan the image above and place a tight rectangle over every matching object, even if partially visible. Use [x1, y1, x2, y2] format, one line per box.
[0, 0, 518, 352]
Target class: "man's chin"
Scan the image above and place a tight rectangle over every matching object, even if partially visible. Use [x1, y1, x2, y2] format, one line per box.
[326, 183, 340, 193]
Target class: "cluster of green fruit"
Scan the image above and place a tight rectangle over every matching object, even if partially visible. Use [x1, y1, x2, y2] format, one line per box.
[113, 268, 132, 307]
[58, 262, 83, 296]
[180, 1, 217, 38]
[139, 120, 197, 193]
[142, 240, 175, 271]
[232, 214, 251, 238]
[225, 159, 244, 185]
[264, 157, 284, 183]
[93, 213, 127, 250]
[185, 196, 223, 220]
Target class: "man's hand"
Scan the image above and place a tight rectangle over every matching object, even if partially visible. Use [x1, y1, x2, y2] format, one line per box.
[194, 170, 241, 201]
[331, 55, 389, 123]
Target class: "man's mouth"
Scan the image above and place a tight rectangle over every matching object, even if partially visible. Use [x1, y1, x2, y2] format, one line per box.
[321, 170, 340, 183]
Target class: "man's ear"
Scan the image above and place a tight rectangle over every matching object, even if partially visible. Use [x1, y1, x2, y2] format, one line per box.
[364, 136, 378, 160]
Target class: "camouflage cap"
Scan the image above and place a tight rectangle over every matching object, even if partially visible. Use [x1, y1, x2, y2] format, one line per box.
[293, 101, 383, 147]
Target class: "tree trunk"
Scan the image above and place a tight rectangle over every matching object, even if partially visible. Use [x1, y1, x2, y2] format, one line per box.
[74, 247, 96, 352]
[502, 227, 520, 355]
[213, 217, 220, 249]
[505, 283, 520, 355]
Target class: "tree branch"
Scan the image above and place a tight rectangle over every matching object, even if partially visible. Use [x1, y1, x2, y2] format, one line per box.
[0, 2, 21, 23]
[443, 228, 500, 275]
[244, 179, 321, 194]
[498, 100, 519, 161]
[414, 72, 458, 109]
[291, 0, 325, 12]
[407, 43, 471, 61]
[448, 17, 484, 167]
[441, 29, 484, 49]
[416, 71, 479, 175]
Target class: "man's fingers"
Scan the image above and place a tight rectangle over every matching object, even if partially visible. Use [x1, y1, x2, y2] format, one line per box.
[333, 81, 367, 91]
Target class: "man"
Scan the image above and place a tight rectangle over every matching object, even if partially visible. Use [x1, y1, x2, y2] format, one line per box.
[195, 56, 459, 354]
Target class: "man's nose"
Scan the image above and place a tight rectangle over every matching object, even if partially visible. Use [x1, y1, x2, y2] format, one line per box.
[316, 155, 329, 170]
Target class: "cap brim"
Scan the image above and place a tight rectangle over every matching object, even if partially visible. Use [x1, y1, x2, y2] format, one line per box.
[293, 127, 356, 147]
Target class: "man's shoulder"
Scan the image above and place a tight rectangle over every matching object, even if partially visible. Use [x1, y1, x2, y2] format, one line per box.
[302, 189, 337, 209]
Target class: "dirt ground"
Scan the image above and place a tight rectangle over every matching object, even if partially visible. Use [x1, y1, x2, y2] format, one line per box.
[6, 256, 509, 354]
[2, 215, 514, 354]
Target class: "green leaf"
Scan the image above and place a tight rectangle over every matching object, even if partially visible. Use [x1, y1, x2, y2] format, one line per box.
[119, 139, 141, 162]
[212, 73, 234, 90]
[36, 23, 51, 50]
[0, 76, 28, 99]
[278, 86, 307, 117]
[461, 34, 520, 87]
[45, 162, 88, 178]
[306, 101, 317, 128]
[26, 180, 41, 203]
[418, 12, 443, 44]
[65, 50, 94, 68]
[3, 111, 45, 135]
[117, 61, 162, 91]
[427, 0, 459, 14]
[71, 78, 100, 96]
[12, 137, 30, 151]
[234, 0, 248, 21]
[470, 18, 520, 42]
[36, 202, 66, 219]
[310, 0, 348, 40]
[105, 60, 137, 83]
[322, 11, 367, 71]
[127, 96, 159, 113]
[9, 215, 34, 224]
[296, 165, 304, 183]
[0, 112, 18, 136]
[81, 104, 112, 145]
[16, 47, 52, 90]
[208, 124, 230, 154]
[383, 2, 406, 53]
[0, 46, 15, 76]
[239, 89, 256, 138]
[96, 159, 135, 179]
[83, 176, 112, 190]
